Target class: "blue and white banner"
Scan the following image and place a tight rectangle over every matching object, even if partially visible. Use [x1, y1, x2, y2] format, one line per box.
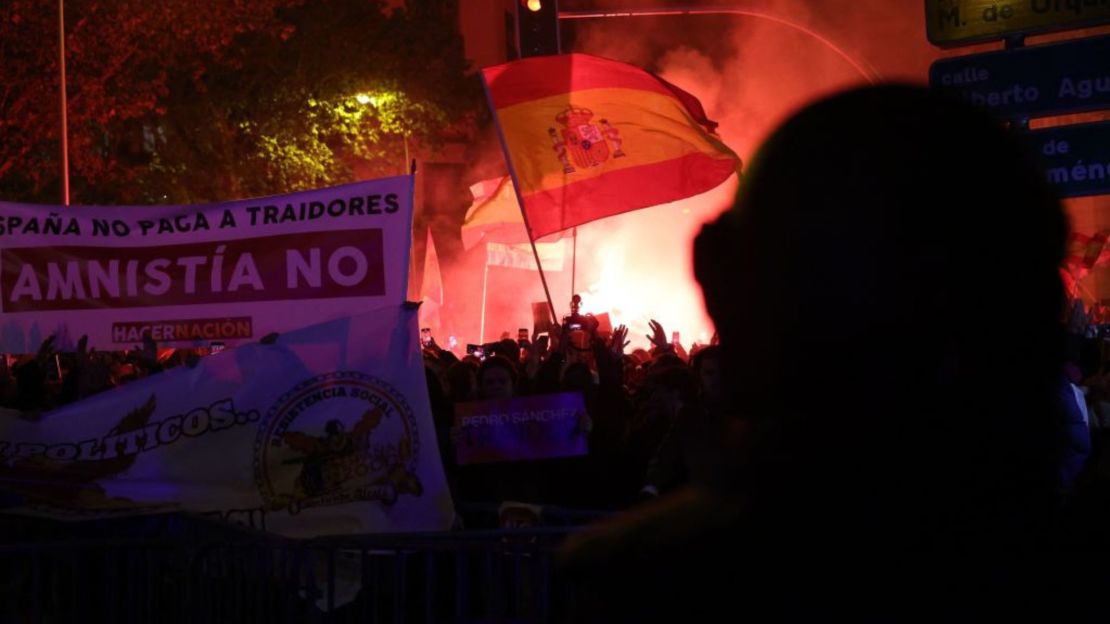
[0, 304, 453, 537]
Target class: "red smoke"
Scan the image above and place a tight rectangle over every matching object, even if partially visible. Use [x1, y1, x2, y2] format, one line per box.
[439, 2, 1110, 349]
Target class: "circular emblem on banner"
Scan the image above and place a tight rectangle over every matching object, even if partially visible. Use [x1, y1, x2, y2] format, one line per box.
[252, 371, 423, 514]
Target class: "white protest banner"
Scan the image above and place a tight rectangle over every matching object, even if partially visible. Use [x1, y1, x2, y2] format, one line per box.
[0, 304, 454, 537]
[486, 240, 566, 271]
[0, 176, 413, 352]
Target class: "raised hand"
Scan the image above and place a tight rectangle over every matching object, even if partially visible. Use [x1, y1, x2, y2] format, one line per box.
[548, 324, 565, 353]
[1068, 298, 1093, 337]
[35, 335, 58, 367]
[574, 410, 593, 436]
[76, 335, 90, 365]
[422, 335, 442, 355]
[646, 319, 669, 351]
[137, 332, 158, 365]
[611, 324, 630, 357]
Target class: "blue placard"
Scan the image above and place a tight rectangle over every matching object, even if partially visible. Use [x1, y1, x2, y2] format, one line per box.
[930, 35, 1110, 119]
[1027, 122, 1110, 198]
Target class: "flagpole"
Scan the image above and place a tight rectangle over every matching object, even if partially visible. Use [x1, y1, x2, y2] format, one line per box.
[58, 0, 70, 206]
[479, 73, 559, 324]
[403, 135, 410, 175]
[406, 160, 418, 301]
[479, 261, 489, 343]
[571, 227, 577, 296]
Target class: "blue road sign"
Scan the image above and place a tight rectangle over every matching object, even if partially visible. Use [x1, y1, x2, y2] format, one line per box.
[1028, 121, 1110, 198]
[930, 35, 1110, 119]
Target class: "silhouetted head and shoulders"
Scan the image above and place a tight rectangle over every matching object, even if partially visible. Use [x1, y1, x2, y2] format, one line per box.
[561, 85, 1077, 621]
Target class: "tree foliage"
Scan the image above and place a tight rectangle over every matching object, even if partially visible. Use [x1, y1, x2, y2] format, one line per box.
[0, 0, 480, 204]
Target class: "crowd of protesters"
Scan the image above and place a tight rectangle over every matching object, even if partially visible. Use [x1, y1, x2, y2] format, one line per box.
[0, 334, 196, 418]
[0, 293, 731, 518]
[410, 292, 1110, 522]
[0, 300, 735, 516]
[0, 329, 285, 419]
[420, 298, 729, 515]
[7, 292, 1109, 525]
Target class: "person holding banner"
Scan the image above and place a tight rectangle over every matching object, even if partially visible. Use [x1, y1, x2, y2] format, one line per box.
[641, 346, 731, 497]
[452, 355, 534, 507]
[477, 355, 518, 402]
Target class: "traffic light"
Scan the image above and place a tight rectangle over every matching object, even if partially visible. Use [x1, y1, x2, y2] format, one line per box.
[516, 0, 560, 58]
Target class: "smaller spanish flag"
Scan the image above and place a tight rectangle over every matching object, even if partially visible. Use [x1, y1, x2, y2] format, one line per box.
[481, 53, 741, 240]
[461, 176, 571, 250]
[1065, 230, 1110, 271]
[419, 229, 444, 332]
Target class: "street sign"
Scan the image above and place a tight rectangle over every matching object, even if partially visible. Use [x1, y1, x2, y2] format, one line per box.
[930, 35, 1110, 119]
[1028, 121, 1110, 198]
[926, 0, 1110, 47]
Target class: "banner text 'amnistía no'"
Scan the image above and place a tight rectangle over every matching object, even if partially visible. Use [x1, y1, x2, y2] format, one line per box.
[0, 176, 412, 352]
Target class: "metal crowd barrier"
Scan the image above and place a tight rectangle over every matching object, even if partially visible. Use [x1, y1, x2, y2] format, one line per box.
[0, 511, 595, 623]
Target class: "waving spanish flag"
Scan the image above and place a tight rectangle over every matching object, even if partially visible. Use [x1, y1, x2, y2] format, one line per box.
[481, 53, 741, 240]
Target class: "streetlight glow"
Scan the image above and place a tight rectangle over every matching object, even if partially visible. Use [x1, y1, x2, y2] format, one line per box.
[355, 93, 372, 105]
